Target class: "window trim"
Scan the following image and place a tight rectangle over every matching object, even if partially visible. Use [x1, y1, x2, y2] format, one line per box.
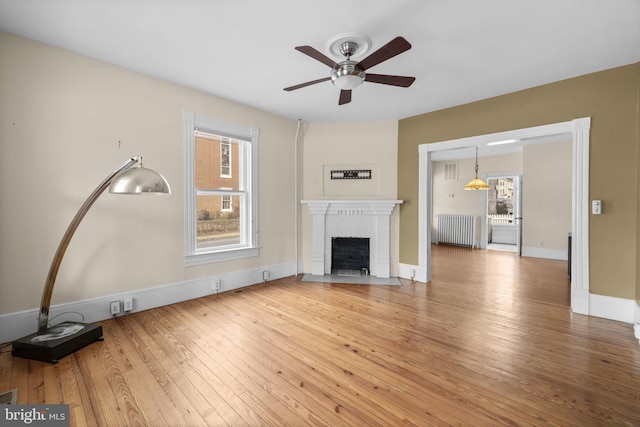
[184, 112, 259, 266]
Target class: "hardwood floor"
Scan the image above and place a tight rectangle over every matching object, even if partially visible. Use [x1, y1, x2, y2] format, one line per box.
[2, 245, 640, 426]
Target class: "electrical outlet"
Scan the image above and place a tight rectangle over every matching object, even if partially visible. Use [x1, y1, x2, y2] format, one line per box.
[123, 296, 133, 312]
[262, 270, 270, 281]
[213, 279, 221, 291]
[110, 301, 121, 315]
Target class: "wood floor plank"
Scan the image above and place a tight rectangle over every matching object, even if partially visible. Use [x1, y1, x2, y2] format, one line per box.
[2, 245, 640, 426]
[228, 288, 467, 425]
[182, 298, 357, 426]
[144, 305, 260, 426]
[121, 311, 214, 426]
[104, 318, 191, 426]
[238, 284, 574, 426]
[73, 338, 133, 426]
[200, 296, 402, 426]
[57, 355, 90, 427]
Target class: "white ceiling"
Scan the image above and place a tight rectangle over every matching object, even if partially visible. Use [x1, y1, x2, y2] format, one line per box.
[1, 0, 639, 123]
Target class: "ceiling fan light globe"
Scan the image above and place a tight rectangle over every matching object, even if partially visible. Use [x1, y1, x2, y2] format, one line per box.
[331, 60, 365, 90]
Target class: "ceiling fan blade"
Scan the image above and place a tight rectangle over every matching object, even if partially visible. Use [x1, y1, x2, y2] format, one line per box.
[365, 74, 416, 87]
[338, 90, 352, 105]
[357, 36, 412, 71]
[295, 46, 338, 68]
[284, 77, 331, 91]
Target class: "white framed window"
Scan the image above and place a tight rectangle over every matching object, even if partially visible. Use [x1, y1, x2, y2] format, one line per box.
[184, 112, 259, 266]
[220, 139, 231, 178]
[221, 194, 232, 212]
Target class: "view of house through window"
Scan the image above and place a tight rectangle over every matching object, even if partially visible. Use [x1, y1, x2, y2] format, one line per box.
[184, 112, 258, 265]
[195, 131, 243, 249]
[487, 176, 517, 247]
[488, 177, 514, 224]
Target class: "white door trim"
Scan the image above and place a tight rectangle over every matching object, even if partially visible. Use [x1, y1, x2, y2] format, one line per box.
[417, 118, 590, 315]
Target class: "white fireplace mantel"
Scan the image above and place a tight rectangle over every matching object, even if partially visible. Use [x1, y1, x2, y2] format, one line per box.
[301, 200, 403, 278]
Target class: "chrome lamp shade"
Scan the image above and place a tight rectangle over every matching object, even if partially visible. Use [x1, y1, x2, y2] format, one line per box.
[12, 157, 170, 363]
[109, 165, 171, 195]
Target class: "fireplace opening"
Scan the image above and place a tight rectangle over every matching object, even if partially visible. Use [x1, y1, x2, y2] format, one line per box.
[331, 237, 370, 276]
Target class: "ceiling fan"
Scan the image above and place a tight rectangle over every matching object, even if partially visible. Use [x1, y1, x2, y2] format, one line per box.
[284, 36, 416, 105]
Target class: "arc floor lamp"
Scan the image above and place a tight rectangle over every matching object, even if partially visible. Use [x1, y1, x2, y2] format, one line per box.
[12, 157, 170, 363]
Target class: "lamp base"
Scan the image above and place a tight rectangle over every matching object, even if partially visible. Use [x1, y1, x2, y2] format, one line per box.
[12, 321, 103, 363]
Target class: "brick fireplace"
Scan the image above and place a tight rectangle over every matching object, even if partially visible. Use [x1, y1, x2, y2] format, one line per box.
[301, 200, 403, 278]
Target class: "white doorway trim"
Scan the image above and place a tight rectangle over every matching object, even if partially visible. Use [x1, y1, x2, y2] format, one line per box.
[417, 118, 590, 315]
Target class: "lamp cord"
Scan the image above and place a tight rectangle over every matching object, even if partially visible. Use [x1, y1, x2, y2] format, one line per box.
[47, 311, 86, 327]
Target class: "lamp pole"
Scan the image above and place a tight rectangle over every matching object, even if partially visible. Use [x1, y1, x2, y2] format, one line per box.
[37, 157, 140, 333]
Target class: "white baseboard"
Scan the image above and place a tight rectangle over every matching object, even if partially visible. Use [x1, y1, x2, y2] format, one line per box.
[398, 263, 428, 283]
[521, 246, 568, 261]
[0, 261, 296, 344]
[589, 293, 636, 324]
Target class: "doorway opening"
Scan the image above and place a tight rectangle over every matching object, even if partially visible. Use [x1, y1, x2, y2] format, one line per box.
[417, 118, 591, 315]
[485, 175, 521, 254]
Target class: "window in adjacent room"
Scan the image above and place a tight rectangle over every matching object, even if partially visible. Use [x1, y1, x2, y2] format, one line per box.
[184, 112, 259, 266]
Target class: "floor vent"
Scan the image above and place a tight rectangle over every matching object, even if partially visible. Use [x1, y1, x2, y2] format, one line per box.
[0, 389, 18, 404]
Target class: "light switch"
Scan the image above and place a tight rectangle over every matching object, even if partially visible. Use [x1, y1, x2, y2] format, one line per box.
[592, 200, 602, 215]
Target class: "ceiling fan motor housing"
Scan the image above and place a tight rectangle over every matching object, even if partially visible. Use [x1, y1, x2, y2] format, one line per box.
[331, 60, 365, 90]
[331, 41, 365, 90]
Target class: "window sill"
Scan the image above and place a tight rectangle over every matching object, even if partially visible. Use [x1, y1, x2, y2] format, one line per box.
[185, 246, 259, 267]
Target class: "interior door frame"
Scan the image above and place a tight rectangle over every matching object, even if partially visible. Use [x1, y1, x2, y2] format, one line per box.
[417, 118, 591, 315]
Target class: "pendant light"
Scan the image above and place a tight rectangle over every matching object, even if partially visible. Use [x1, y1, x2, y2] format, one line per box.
[464, 147, 490, 190]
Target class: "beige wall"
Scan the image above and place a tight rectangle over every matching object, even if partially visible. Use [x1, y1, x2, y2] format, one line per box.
[0, 32, 298, 314]
[522, 141, 572, 251]
[299, 121, 400, 274]
[398, 63, 640, 300]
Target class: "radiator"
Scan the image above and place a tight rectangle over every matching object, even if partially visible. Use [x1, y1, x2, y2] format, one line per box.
[436, 214, 477, 248]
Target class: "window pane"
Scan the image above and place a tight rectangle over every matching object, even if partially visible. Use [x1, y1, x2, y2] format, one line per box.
[195, 132, 240, 191]
[196, 194, 241, 248]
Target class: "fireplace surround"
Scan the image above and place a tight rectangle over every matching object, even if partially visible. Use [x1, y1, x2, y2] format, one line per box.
[301, 200, 403, 278]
